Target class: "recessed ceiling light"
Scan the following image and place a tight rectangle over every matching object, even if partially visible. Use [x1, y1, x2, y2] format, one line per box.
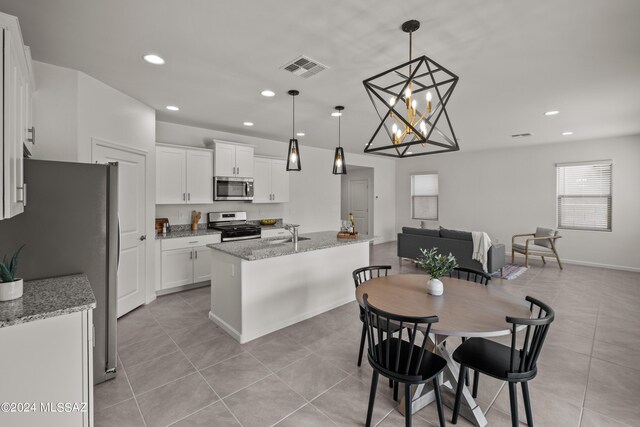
[331, 112, 342, 117]
[260, 90, 275, 97]
[296, 132, 305, 136]
[544, 110, 560, 116]
[243, 122, 254, 126]
[165, 105, 179, 111]
[143, 54, 165, 65]
[562, 131, 574, 136]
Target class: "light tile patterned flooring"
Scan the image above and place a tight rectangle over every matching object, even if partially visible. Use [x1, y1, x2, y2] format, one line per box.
[95, 241, 640, 426]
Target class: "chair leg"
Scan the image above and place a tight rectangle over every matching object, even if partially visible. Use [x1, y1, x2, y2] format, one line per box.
[508, 382, 519, 427]
[452, 366, 467, 424]
[433, 378, 446, 427]
[522, 382, 534, 427]
[358, 323, 366, 367]
[554, 251, 563, 270]
[366, 371, 379, 427]
[472, 370, 480, 398]
[393, 380, 398, 401]
[541, 256, 546, 264]
[524, 251, 529, 268]
[405, 383, 413, 427]
[501, 267, 504, 277]
[461, 337, 470, 386]
[511, 249, 514, 264]
[399, 257, 403, 269]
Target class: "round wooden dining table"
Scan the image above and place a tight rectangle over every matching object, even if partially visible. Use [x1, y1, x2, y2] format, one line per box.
[355, 274, 532, 427]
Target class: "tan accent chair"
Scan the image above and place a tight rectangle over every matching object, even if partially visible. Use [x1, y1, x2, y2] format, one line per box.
[512, 227, 563, 269]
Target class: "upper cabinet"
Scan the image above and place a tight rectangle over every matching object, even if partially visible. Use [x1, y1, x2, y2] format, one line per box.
[1, 12, 35, 220]
[156, 144, 214, 205]
[253, 156, 289, 204]
[213, 141, 254, 178]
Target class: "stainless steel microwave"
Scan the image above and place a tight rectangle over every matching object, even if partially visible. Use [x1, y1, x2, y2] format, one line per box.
[214, 177, 254, 201]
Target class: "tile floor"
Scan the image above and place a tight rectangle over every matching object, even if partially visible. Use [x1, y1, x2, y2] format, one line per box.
[95, 241, 640, 426]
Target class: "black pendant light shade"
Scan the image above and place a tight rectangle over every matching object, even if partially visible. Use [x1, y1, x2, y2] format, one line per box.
[286, 90, 302, 171]
[332, 106, 346, 175]
[362, 20, 460, 158]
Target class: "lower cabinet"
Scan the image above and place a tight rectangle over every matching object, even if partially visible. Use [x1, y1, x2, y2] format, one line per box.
[261, 228, 287, 239]
[159, 235, 221, 291]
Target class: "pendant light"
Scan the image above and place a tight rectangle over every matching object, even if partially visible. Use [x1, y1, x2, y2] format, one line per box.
[362, 20, 460, 158]
[286, 90, 302, 171]
[332, 106, 347, 175]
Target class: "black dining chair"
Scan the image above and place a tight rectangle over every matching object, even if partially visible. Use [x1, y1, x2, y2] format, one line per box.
[451, 296, 554, 427]
[362, 293, 447, 427]
[352, 265, 393, 367]
[448, 267, 491, 387]
[448, 267, 491, 285]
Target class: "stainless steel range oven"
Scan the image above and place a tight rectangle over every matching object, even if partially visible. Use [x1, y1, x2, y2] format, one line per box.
[214, 177, 254, 201]
[207, 211, 261, 242]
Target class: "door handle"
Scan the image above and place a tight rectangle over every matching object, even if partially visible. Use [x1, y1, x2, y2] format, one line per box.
[27, 126, 35, 144]
[195, 250, 198, 259]
[190, 251, 193, 259]
[183, 193, 186, 201]
[188, 193, 191, 201]
[139, 235, 147, 241]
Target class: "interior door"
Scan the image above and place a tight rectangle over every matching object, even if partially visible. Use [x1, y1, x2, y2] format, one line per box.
[214, 143, 236, 177]
[93, 143, 147, 317]
[234, 145, 254, 178]
[270, 159, 289, 203]
[252, 157, 271, 203]
[349, 179, 369, 236]
[186, 149, 213, 204]
[156, 146, 186, 204]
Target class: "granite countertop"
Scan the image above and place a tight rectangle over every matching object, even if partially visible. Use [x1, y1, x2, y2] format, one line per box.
[0, 274, 96, 328]
[156, 226, 222, 240]
[207, 230, 373, 261]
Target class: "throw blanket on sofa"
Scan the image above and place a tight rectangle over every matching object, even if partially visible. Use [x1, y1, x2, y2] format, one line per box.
[472, 231, 492, 272]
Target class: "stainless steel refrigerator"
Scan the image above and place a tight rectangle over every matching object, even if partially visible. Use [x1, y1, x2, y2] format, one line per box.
[0, 159, 118, 384]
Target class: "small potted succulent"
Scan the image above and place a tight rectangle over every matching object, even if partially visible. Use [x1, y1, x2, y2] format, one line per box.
[416, 247, 458, 296]
[0, 245, 25, 302]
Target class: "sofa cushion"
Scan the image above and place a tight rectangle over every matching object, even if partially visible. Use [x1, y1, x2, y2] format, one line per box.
[439, 227, 472, 241]
[402, 227, 439, 237]
[534, 227, 556, 248]
[513, 243, 553, 253]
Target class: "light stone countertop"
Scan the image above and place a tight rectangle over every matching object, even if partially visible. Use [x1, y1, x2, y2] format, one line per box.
[0, 274, 96, 328]
[155, 227, 222, 240]
[207, 230, 373, 261]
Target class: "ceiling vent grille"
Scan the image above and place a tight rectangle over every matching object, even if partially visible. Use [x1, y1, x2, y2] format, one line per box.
[511, 133, 533, 138]
[281, 55, 328, 78]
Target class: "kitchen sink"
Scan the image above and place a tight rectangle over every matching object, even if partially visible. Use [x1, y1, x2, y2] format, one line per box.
[267, 237, 311, 245]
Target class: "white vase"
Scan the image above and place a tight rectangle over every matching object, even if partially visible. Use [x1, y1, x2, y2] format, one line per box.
[0, 278, 23, 302]
[427, 278, 444, 296]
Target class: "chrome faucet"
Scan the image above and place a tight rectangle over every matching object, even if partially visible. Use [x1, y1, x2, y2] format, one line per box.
[284, 224, 300, 250]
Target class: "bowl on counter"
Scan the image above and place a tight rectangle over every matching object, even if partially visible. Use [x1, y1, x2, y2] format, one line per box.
[259, 219, 277, 226]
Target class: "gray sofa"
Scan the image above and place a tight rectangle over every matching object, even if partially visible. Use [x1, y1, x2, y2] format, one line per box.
[397, 227, 506, 274]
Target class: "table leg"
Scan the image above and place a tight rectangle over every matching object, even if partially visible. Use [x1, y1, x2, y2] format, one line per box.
[398, 334, 488, 427]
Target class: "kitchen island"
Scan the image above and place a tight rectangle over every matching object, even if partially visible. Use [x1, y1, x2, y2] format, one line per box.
[207, 231, 371, 343]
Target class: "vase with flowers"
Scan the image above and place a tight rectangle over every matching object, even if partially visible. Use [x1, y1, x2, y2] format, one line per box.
[416, 247, 458, 296]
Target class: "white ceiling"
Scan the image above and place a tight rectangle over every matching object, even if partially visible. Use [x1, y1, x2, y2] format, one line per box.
[2, 0, 639, 154]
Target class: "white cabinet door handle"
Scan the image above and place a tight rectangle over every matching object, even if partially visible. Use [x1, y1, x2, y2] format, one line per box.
[188, 193, 191, 201]
[195, 250, 198, 259]
[190, 251, 193, 259]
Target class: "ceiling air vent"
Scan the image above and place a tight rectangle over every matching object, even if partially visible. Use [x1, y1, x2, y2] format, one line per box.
[281, 55, 328, 78]
[511, 133, 533, 138]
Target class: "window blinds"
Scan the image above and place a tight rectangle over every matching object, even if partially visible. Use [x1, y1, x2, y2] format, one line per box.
[411, 174, 438, 220]
[556, 161, 612, 231]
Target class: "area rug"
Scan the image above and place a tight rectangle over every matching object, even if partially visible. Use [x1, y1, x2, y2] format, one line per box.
[492, 264, 529, 280]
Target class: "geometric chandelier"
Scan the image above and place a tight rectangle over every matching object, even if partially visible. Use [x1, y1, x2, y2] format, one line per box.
[363, 20, 460, 158]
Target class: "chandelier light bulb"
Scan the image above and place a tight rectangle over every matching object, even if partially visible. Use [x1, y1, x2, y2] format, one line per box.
[392, 123, 398, 134]
[412, 99, 417, 110]
[420, 120, 427, 136]
[426, 91, 432, 113]
[405, 88, 411, 99]
[389, 96, 396, 106]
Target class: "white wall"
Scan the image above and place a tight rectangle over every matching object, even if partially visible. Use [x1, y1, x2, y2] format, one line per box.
[156, 121, 397, 243]
[395, 134, 640, 270]
[32, 60, 157, 301]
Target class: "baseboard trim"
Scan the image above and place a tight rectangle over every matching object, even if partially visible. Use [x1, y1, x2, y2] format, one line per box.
[511, 254, 639, 272]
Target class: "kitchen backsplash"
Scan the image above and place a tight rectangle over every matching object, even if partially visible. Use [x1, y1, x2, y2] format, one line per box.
[156, 202, 285, 226]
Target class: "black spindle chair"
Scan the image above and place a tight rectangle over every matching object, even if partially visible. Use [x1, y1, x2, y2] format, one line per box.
[448, 267, 491, 389]
[362, 294, 447, 427]
[451, 296, 554, 427]
[448, 267, 491, 285]
[353, 266, 393, 367]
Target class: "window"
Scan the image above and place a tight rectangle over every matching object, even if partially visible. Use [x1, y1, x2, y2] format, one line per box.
[556, 161, 612, 231]
[411, 174, 438, 220]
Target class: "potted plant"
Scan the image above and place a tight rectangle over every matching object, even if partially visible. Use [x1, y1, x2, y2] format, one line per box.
[416, 247, 458, 296]
[0, 245, 25, 302]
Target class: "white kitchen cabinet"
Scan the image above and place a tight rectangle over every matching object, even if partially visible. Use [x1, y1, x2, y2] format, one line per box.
[213, 141, 254, 178]
[156, 144, 213, 205]
[159, 235, 221, 291]
[252, 156, 289, 203]
[261, 228, 288, 239]
[1, 12, 34, 221]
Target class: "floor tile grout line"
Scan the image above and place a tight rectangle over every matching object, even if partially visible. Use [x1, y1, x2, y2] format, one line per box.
[579, 293, 603, 424]
[121, 348, 185, 373]
[121, 359, 148, 427]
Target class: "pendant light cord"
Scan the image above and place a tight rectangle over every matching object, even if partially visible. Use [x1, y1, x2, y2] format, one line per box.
[292, 95, 295, 139]
[338, 112, 341, 148]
